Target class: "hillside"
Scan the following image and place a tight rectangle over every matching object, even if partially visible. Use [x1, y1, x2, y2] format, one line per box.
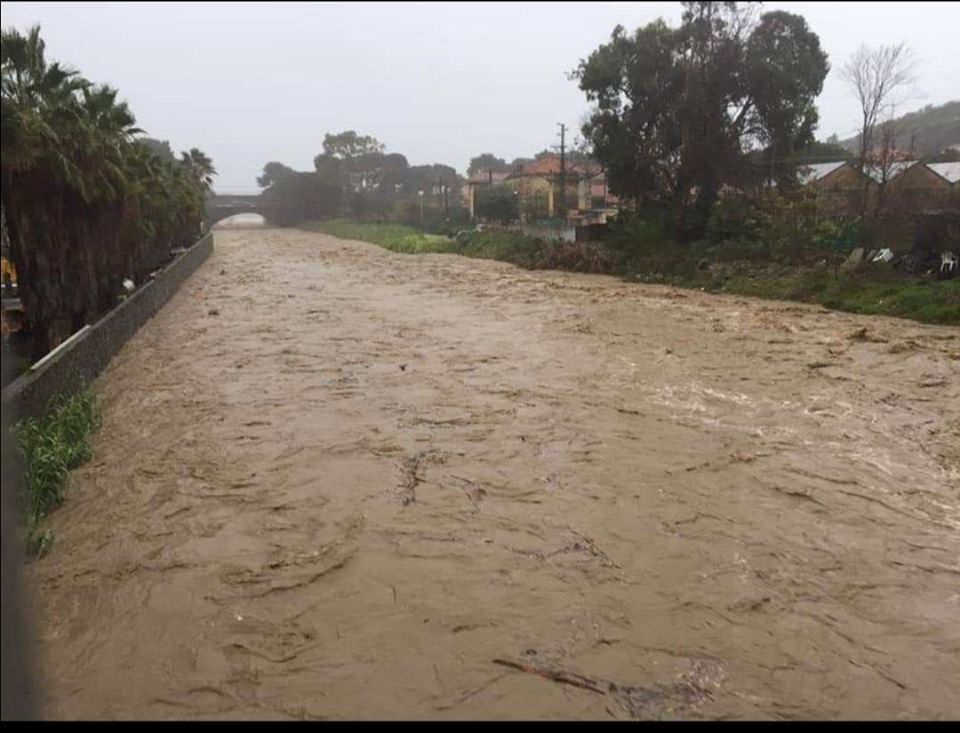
[839, 100, 960, 158]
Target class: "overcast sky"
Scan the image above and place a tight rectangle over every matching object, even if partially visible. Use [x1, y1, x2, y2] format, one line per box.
[5, 1, 958, 192]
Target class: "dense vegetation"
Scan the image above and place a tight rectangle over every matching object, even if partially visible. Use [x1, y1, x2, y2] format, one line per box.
[15, 390, 100, 556]
[573, 3, 829, 240]
[261, 171, 341, 226]
[256, 130, 467, 228]
[1, 25, 215, 360]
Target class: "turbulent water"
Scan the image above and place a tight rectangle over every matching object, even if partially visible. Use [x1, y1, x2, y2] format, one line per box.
[214, 213, 266, 228]
[26, 227, 960, 719]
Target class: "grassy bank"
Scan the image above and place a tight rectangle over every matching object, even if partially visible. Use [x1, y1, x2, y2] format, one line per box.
[303, 220, 960, 325]
[305, 220, 616, 272]
[713, 271, 960, 324]
[16, 390, 100, 556]
[306, 219, 453, 254]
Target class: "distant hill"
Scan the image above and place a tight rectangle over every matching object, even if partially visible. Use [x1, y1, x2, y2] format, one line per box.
[838, 100, 960, 159]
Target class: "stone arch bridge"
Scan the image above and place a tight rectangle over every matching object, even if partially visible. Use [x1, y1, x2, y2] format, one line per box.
[205, 194, 280, 228]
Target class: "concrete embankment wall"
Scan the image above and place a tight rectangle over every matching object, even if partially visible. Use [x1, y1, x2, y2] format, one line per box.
[2, 234, 213, 422]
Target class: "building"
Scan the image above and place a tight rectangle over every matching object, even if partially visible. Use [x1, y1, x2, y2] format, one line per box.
[798, 159, 959, 249]
[463, 169, 511, 218]
[797, 161, 869, 217]
[797, 161, 850, 187]
[504, 156, 575, 222]
[575, 172, 620, 224]
[879, 161, 954, 214]
[928, 162, 960, 184]
[798, 158, 958, 213]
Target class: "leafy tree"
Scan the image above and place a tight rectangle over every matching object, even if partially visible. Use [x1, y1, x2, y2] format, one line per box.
[381, 153, 409, 193]
[259, 133, 463, 224]
[508, 157, 533, 173]
[574, 20, 687, 215]
[574, 2, 829, 240]
[405, 163, 458, 197]
[476, 185, 519, 224]
[313, 131, 386, 214]
[320, 130, 384, 160]
[794, 139, 854, 162]
[313, 154, 343, 187]
[467, 153, 506, 177]
[261, 171, 340, 225]
[746, 11, 829, 186]
[348, 151, 386, 192]
[256, 161, 295, 188]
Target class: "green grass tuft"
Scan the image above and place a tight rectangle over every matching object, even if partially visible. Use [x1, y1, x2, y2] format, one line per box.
[306, 219, 454, 254]
[718, 272, 960, 325]
[16, 389, 100, 555]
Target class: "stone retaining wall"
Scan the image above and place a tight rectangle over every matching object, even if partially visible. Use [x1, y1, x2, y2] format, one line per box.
[1, 234, 213, 422]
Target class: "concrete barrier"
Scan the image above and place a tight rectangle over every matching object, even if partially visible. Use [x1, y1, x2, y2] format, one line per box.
[1, 233, 213, 422]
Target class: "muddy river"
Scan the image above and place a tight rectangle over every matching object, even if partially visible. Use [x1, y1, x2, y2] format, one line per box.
[25, 227, 960, 719]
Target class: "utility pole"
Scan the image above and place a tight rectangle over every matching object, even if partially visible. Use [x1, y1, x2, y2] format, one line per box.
[557, 123, 566, 222]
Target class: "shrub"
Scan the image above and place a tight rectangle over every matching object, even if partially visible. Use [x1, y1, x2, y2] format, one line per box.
[476, 185, 520, 224]
[455, 229, 544, 268]
[606, 209, 675, 254]
[537, 240, 619, 273]
[706, 196, 759, 245]
[16, 390, 100, 555]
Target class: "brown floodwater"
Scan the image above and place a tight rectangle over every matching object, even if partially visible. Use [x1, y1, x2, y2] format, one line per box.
[25, 228, 960, 719]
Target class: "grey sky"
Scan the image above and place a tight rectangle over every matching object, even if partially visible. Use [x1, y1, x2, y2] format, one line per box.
[5, 1, 958, 192]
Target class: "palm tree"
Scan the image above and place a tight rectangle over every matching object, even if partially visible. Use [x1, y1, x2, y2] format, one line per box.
[76, 84, 143, 205]
[180, 147, 216, 191]
[2, 25, 215, 360]
[1, 25, 89, 191]
[1, 25, 94, 356]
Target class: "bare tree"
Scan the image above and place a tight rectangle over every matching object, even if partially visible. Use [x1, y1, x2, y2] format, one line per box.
[870, 106, 920, 218]
[841, 42, 917, 218]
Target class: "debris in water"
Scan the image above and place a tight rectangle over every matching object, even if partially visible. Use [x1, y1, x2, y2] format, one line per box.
[399, 452, 429, 505]
[492, 657, 721, 719]
[848, 327, 887, 343]
[492, 658, 605, 694]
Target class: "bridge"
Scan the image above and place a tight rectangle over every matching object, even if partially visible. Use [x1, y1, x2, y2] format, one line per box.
[205, 193, 280, 228]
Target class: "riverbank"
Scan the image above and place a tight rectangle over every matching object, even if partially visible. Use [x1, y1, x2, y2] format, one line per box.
[301, 220, 960, 326]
